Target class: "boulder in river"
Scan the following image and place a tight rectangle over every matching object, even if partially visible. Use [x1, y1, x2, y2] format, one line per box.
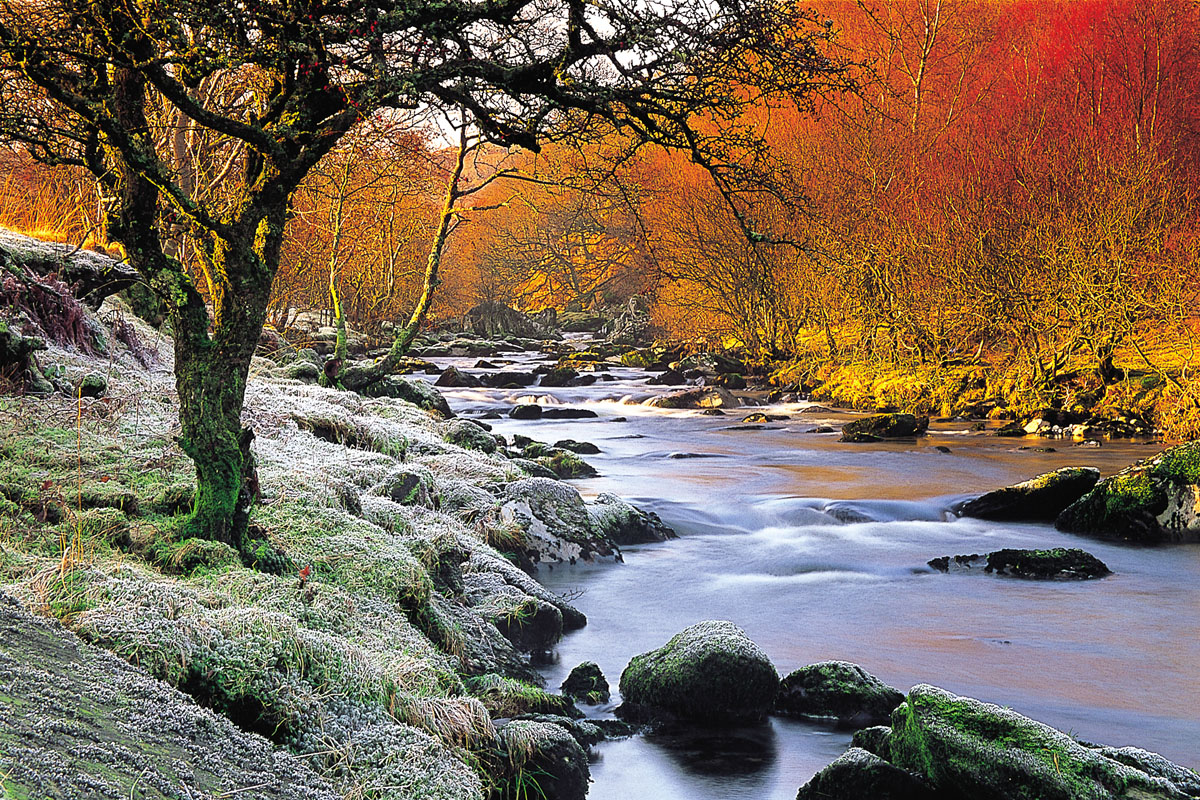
[839, 413, 929, 442]
[539, 366, 578, 387]
[561, 661, 611, 704]
[619, 620, 779, 723]
[889, 684, 1197, 800]
[646, 386, 738, 409]
[500, 478, 619, 565]
[434, 365, 481, 388]
[774, 661, 904, 728]
[796, 747, 936, 800]
[587, 492, 677, 545]
[927, 548, 1111, 580]
[510, 403, 543, 420]
[1056, 441, 1200, 543]
[956, 467, 1100, 521]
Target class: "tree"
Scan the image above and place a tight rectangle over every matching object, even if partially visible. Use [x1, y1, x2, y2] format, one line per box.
[0, 0, 848, 553]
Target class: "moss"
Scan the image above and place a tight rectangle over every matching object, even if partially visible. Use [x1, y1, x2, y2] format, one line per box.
[77, 507, 131, 550]
[535, 451, 597, 479]
[465, 674, 579, 719]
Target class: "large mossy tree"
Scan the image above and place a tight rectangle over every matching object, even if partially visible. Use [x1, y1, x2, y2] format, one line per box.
[0, 0, 847, 552]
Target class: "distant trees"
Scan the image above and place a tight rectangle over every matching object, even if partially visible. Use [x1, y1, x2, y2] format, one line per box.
[0, 0, 848, 552]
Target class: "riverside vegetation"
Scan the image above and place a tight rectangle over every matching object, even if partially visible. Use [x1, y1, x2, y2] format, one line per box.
[4, 234, 1200, 798]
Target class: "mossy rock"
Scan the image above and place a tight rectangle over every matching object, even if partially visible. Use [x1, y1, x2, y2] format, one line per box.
[561, 661, 610, 705]
[444, 419, 498, 454]
[586, 493, 676, 545]
[985, 548, 1111, 580]
[840, 413, 929, 442]
[361, 376, 453, 417]
[775, 661, 904, 728]
[618, 620, 778, 723]
[77, 372, 107, 398]
[890, 684, 1193, 800]
[536, 449, 598, 479]
[796, 747, 937, 800]
[1056, 441, 1200, 542]
[496, 719, 589, 800]
[957, 467, 1100, 522]
[539, 367, 578, 387]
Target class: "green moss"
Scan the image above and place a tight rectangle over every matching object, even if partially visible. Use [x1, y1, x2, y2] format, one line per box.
[465, 674, 578, 719]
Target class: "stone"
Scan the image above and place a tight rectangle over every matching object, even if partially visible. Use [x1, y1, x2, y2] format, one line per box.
[1056, 441, 1200, 542]
[646, 386, 738, 409]
[587, 493, 677, 545]
[510, 404, 543, 420]
[928, 547, 1111, 579]
[553, 439, 600, 455]
[500, 478, 618, 565]
[839, 413, 929, 441]
[561, 661, 611, 704]
[956, 467, 1100, 521]
[541, 407, 598, 419]
[775, 661, 905, 728]
[434, 366, 481, 388]
[539, 367, 579, 387]
[444, 419, 499, 453]
[890, 685, 1195, 800]
[619, 620, 778, 723]
[77, 372, 107, 398]
[496, 720, 589, 800]
[796, 747, 937, 800]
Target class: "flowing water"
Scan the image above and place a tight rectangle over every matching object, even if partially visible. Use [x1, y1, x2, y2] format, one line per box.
[424, 344, 1200, 799]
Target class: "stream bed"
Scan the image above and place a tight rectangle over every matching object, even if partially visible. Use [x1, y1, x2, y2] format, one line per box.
[423, 347, 1200, 799]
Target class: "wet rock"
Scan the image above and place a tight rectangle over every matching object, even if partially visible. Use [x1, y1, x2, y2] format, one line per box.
[619, 620, 778, 723]
[542, 407, 599, 419]
[496, 720, 589, 800]
[852, 725, 894, 758]
[465, 302, 559, 340]
[742, 412, 789, 423]
[500, 478, 618, 565]
[360, 376, 453, 416]
[647, 368, 688, 386]
[536, 449, 598, 478]
[561, 661, 611, 704]
[646, 386, 738, 409]
[539, 367, 578, 387]
[480, 370, 538, 388]
[996, 421, 1027, 437]
[510, 403, 543, 420]
[890, 684, 1196, 800]
[931, 548, 1112, 579]
[553, 439, 600, 455]
[587, 493, 677, 545]
[840, 413, 929, 442]
[1056, 441, 1200, 542]
[956, 467, 1100, 522]
[444, 419, 498, 454]
[775, 661, 905, 728]
[796, 747, 937, 800]
[434, 365, 481, 388]
[713, 373, 746, 390]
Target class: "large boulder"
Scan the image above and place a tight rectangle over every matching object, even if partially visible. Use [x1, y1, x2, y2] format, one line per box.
[499, 478, 619, 565]
[619, 620, 779, 723]
[645, 386, 738, 409]
[463, 302, 559, 340]
[840, 413, 929, 442]
[775, 661, 904, 728]
[957, 467, 1100, 521]
[928, 548, 1111, 580]
[1056, 441, 1200, 542]
[444, 419, 498, 453]
[496, 720, 589, 800]
[890, 685, 1196, 800]
[360, 375, 453, 416]
[587, 493, 677, 545]
[796, 747, 937, 800]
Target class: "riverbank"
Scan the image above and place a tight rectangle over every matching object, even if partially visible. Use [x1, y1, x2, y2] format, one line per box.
[0, 295, 663, 798]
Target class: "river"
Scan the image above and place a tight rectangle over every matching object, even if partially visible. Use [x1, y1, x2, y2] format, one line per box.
[422, 345, 1200, 798]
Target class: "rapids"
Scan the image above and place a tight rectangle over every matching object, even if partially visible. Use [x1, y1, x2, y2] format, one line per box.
[421, 345, 1200, 799]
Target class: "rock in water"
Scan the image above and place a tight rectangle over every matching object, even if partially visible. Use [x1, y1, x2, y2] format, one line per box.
[500, 478, 619, 565]
[587, 493, 677, 545]
[890, 685, 1195, 800]
[619, 620, 778, 723]
[561, 662, 611, 704]
[0, 594, 335, 800]
[646, 386, 738, 409]
[775, 661, 904, 727]
[839, 413, 929, 442]
[957, 467, 1100, 521]
[928, 548, 1111, 580]
[796, 747, 936, 800]
[1056, 441, 1200, 542]
[497, 720, 589, 800]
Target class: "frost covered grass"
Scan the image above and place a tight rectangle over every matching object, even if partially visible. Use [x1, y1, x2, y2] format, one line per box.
[0, 296, 594, 799]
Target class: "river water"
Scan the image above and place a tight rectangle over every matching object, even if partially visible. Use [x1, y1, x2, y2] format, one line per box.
[424, 346, 1200, 798]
